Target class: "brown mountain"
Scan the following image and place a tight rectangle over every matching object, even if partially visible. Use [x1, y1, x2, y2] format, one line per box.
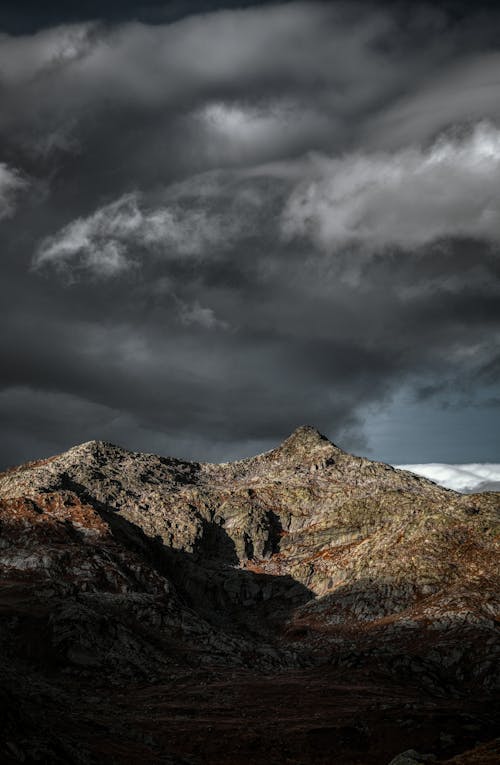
[0, 427, 498, 764]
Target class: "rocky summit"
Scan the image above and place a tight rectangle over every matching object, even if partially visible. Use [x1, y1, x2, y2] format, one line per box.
[0, 427, 498, 764]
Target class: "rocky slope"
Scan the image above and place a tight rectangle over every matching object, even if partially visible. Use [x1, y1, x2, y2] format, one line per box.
[0, 427, 498, 764]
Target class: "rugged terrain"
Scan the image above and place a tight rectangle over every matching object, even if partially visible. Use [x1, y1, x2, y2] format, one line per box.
[0, 426, 498, 764]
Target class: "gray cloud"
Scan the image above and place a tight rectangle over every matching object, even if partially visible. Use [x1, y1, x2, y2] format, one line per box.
[1, 1, 500, 468]
[0, 163, 28, 218]
[366, 52, 500, 149]
[0, 3, 470, 176]
[35, 120, 500, 279]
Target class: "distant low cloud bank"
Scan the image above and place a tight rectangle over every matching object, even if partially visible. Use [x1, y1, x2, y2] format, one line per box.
[396, 463, 500, 493]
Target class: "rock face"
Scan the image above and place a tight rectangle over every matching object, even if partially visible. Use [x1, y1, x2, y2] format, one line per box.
[0, 427, 498, 764]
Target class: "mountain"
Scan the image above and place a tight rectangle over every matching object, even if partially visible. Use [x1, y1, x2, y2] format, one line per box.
[0, 427, 498, 764]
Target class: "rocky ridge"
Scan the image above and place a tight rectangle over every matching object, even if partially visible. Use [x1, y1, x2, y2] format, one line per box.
[0, 427, 498, 764]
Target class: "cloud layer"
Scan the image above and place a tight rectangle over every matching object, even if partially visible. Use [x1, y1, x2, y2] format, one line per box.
[397, 463, 500, 493]
[1, 1, 500, 467]
[34, 121, 500, 279]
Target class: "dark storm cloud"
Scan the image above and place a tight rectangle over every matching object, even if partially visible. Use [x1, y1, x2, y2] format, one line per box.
[0, 1, 305, 34]
[1, 1, 499, 34]
[1, 1, 500, 467]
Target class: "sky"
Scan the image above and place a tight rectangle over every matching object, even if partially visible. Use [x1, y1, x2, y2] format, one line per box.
[1, 0, 500, 469]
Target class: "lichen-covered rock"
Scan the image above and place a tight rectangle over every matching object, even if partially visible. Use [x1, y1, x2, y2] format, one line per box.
[1, 426, 497, 651]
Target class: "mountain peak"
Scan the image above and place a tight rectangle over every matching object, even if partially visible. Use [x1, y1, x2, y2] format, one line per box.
[275, 425, 340, 463]
[66, 439, 130, 460]
[282, 425, 328, 448]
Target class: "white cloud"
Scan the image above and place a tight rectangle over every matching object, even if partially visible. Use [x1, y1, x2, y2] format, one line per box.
[396, 462, 500, 493]
[282, 121, 500, 253]
[34, 191, 226, 277]
[0, 163, 28, 219]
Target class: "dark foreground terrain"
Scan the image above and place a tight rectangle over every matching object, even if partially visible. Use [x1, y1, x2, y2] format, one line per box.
[0, 427, 498, 764]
